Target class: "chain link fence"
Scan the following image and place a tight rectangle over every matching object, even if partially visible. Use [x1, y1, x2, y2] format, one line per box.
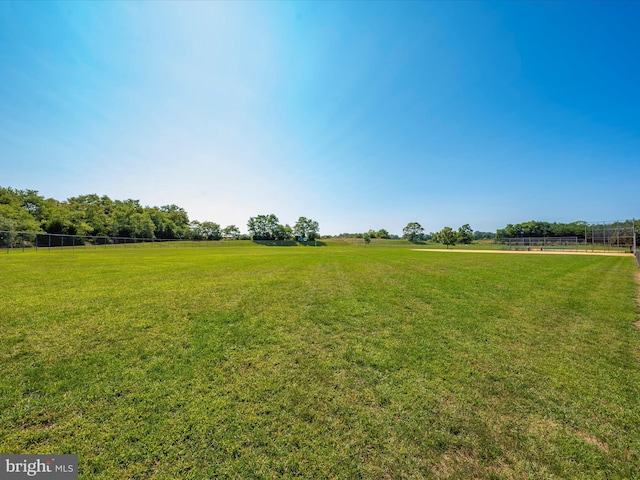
[1, 231, 167, 252]
[0, 231, 235, 252]
[0, 231, 325, 252]
[584, 221, 637, 253]
[496, 220, 638, 257]
[496, 236, 581, 251]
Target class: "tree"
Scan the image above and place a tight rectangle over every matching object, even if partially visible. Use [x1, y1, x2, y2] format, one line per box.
[363, 234, 371, 246]
[66, 194, 113, 236]
[436, 226, 457, 248]
[159, 204, 190, 238]
[247, 214, 280, 240]
[0, 204, 41, 233]
[189, 221, 204, 240]
[222, 225, 241, 240]
[474, 231, 496, 240]
[128, 211, 156, 238]
[403, 222, 424, 243]
[110, 199, 145, 237]
[148, 205, 190, 239]
[293, 217, 319, 241]
[201, 221, 222, 240]
[376, 228, 390, 239]
[0, 187, 44, 233]
[40, 199, 80, 235]
[457, 224, 473, 244]
[275, 223, 293, 241]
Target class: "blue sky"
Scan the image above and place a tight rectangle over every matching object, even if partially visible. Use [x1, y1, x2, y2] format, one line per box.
[1, 1, 638, 235]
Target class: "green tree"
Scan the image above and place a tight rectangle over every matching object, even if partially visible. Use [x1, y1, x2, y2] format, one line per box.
[129, 211, 156, 238]
[293, 217, 320, 241]
[40, 199, 78, 235]
[474, 231, 496, 240]
[457, 224, 474, 244]
[222, 225, 241, 240]
[0, 205, 41, 233]
[189, 221, 204, 240]
[436, 226, 457, 248]
[201, 221, 222, 240]
[189, 221, 222, 240]
[65, 194, 113, 236]
[148, 205, 190, 239]
[110, 199, 144, 237]
[247, 214, 280, 240]
[376, 228, 390, 239]
[159, 205, 190, 238]
[0, 187, 44, 233]
[275, 223, 293, 241]
[403, 222, 424, 243]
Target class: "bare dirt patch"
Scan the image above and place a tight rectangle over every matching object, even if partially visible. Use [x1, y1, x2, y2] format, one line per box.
[576, 431, 609, 453]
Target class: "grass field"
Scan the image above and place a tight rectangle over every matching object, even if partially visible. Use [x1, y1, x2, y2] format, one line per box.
[1, 246, 639, 479]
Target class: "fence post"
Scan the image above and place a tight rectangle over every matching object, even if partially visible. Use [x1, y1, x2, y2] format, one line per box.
[633, 219, 637, 256]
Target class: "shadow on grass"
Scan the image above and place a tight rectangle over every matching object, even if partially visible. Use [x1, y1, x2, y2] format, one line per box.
[252, 240, 326, 247]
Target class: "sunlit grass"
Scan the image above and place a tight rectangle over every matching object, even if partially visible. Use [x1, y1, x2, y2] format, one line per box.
[1, 247, 638, 478]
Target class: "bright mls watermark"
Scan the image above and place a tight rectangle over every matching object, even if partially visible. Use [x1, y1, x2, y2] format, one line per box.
[0, 455, 77, 479]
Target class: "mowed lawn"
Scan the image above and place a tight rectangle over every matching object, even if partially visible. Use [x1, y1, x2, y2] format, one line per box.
[0, 246, 638, 479]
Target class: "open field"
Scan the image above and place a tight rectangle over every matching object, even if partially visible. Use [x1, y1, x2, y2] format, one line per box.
[1, 246, 639, 478]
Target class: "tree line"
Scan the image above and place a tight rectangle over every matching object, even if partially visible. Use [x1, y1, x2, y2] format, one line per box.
[246, 214, 319, 241]
[401, 222, 491, 247]
[496, 220, 589, 238]
[0, 187, 202, 239]
[0, 187, 320, 242]
[4, 187, 632, 244]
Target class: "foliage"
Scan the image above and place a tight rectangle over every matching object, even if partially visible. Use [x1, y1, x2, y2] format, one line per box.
[247, 214, 282, 240]
[497, 220, 589, 238]
[189, 221, 222, 240]
[0, 186, 225, 240]
[376, 228, 390, 239]
[201, 221, 222, 240]
[65, 194, 113, 236]
[474, 231, 496, 240]
[222, 225, 241, 240]
[293, 217, 319, 241]
[0, 187, 44, 233]
[0, 203, 42, 233]
[147, 205, 190, 239]
[457, 224, 474, 244]
[402, 222, 425, 243]
[435, 226, 457, 248]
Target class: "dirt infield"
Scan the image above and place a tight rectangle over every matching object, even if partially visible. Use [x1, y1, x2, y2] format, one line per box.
[413, 248, 634, 257]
